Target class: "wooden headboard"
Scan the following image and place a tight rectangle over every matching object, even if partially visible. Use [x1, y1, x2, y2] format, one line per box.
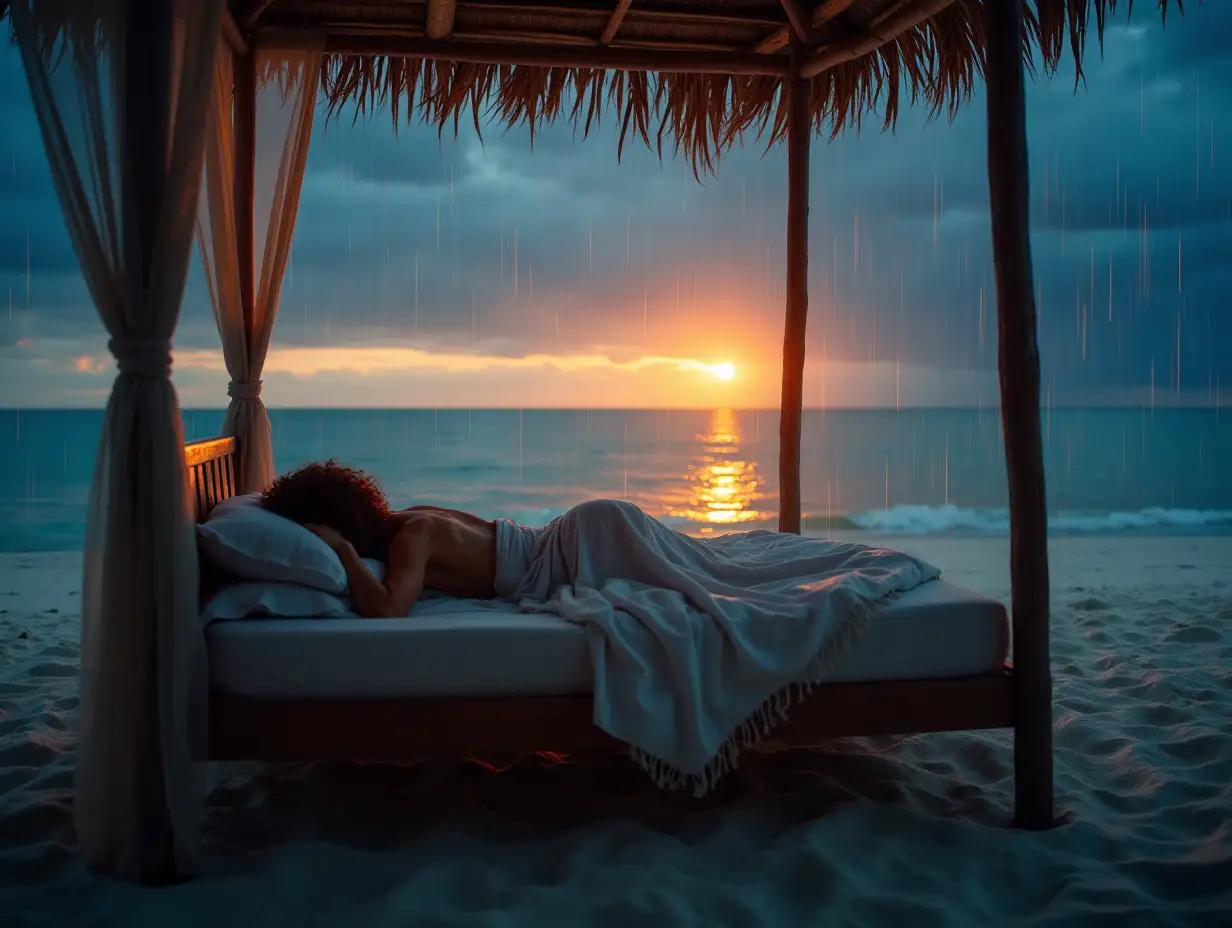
[185, 436, 239, 522]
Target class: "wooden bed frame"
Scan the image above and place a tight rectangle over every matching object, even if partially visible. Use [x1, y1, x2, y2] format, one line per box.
[189, 436, 1017, 769]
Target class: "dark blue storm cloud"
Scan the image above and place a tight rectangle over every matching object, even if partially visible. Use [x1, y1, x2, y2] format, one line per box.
[1, 2, 1229, 405]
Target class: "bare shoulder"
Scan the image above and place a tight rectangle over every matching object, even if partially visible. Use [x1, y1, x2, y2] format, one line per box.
[391, 513, 438, 555]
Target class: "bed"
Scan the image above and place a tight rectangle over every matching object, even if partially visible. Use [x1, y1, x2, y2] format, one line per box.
[189, 436, 1017, 764]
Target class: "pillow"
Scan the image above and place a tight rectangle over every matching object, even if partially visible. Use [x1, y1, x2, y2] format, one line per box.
[196, 492, 347, 593]
[201, 560, 388, 622]
[202, 581, 352, 622]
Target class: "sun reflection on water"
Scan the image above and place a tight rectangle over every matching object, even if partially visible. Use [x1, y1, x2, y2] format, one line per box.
[672, 408, 766, 533]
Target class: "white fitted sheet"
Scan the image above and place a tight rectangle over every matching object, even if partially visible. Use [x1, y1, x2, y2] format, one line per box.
[205, 579, 1009, 699]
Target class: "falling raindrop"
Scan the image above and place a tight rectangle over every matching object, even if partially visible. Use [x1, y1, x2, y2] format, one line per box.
[853, 210, 859, 270]
[932, 174, 938, 250]
[978, 285, 985, 349]
[1139, 74, 1144, 136]
[624, 421, 629, 501]
[1175, 309, 1182, 396]
[1177, 235, 1183, 294]
[1108, 253, 1114, 321]
[943, 433, 949, 506]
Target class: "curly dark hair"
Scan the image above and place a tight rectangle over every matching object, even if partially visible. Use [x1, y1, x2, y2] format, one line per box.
[260, 460, 397, 559]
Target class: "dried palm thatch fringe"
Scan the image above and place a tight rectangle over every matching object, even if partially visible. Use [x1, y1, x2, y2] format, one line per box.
[0, 0, 1185, 173]
[315, 0, 1184, 175]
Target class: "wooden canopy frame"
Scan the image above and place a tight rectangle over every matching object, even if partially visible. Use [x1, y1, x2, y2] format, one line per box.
[194, 0, 1055, 832]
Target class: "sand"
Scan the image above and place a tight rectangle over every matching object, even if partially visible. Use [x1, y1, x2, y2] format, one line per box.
[2, 536, 1230, 926]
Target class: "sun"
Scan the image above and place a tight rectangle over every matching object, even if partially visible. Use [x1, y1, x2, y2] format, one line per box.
[711, 362, 736, 382]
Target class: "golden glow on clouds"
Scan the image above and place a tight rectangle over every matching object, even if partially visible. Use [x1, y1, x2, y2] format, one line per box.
[74, 355, 108, 374]
[170, 345, 739, 380]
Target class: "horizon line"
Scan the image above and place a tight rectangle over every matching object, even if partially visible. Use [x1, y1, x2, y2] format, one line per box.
[0, 403, 1225, 413]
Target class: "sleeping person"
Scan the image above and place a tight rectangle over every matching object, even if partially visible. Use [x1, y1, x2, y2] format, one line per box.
[260, 459, 938, 621]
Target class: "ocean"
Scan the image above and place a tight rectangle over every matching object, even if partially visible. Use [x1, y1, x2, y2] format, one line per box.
[1, 406, 1229, 553]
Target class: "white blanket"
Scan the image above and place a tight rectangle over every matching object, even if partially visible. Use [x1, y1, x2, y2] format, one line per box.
[494, 500, 941, 795]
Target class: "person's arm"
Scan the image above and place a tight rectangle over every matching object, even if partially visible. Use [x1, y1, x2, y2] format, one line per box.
[309, 521, 431, 618]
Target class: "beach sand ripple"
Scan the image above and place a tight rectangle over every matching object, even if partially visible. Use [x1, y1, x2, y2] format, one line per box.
[1, 538, 1230, 926]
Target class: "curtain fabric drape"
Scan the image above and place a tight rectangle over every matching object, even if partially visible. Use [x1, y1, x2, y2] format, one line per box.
[197, 45, 322, 494]
[8, 0, 223, 880]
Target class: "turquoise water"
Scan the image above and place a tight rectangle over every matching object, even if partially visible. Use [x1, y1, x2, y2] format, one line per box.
[0, 407, 1229, 553]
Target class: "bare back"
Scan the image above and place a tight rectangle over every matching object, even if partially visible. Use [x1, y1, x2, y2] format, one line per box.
[390, 507, 497, 599]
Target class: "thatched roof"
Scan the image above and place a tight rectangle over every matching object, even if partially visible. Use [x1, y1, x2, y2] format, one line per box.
[4, 1, 1183, 171]
[248, 0, 1181, 171]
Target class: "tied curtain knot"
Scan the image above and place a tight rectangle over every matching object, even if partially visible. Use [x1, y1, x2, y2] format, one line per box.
[109, 336, 172, 379]
[227, 379, 262, 400]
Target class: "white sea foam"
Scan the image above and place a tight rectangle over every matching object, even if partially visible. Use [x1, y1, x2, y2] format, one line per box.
[847, 504, 1232, 535]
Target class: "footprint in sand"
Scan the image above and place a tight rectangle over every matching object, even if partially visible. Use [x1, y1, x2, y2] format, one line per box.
[1071, 597, 1110, 611]
[26, 662, 77, 679]
[1164, 624, 1222, 644]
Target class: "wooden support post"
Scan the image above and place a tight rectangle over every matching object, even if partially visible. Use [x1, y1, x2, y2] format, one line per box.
[234, 50, 258, 344]
[122, 0, 176, 883]
[778, 34, 810, 535]
[983, 0, 1054, 830]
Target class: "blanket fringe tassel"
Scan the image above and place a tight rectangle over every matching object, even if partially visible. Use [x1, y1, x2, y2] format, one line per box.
[629, 589, 904, 798]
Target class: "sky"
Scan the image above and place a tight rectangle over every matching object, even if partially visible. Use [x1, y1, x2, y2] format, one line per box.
[0, 4, 1230, 410]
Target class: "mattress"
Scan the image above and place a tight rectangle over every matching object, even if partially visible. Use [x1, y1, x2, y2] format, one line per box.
[206, 579, 1010, 699]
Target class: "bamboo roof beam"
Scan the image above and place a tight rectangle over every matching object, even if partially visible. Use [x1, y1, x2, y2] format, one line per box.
[753, 0, 860, 55]
[777, 0, 813, 43]
[258, 31, 791, 76]
[600, 0, 633, 45]
[801, 0, 955, 78]
[222, 7, 249, 56]
[242, 0, 277, 30]
[425, 0, 458, 41]
[459, 2, 782, 30]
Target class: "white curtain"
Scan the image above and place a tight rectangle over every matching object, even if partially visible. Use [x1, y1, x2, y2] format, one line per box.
[197, 44, 322, 494]
[8, 0, 223, 880]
